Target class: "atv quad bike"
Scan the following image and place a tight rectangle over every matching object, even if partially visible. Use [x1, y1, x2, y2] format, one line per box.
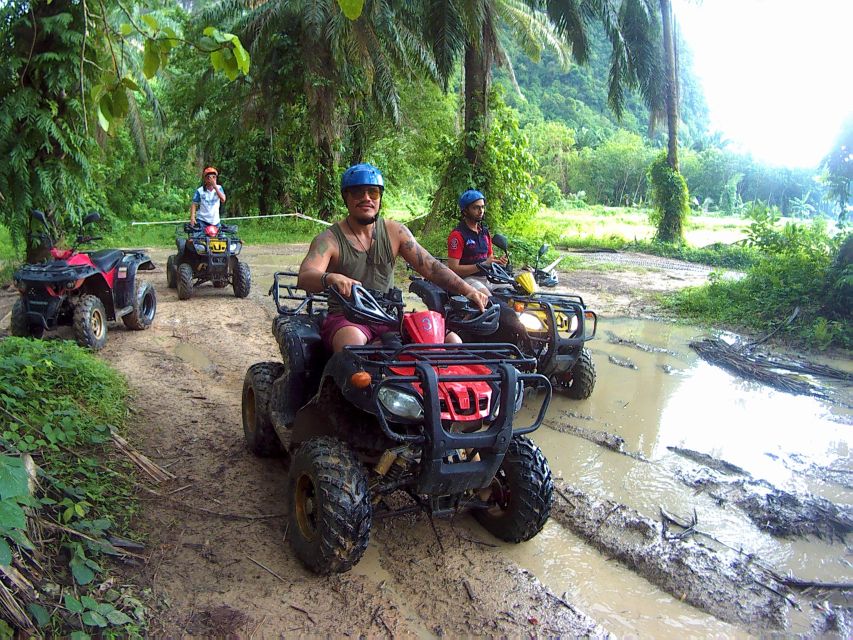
[167, 222, 250, 300]
[11, 210, 157, 350]
[413, 234, 598, 399]
[242, 272, 554, 575]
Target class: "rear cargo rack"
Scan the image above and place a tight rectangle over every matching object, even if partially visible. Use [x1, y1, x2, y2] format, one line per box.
[270, 270, 328, 316]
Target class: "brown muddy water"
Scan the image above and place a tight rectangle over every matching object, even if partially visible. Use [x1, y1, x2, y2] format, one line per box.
[245, 254, 853, 636]
[516, 318, 852, 636]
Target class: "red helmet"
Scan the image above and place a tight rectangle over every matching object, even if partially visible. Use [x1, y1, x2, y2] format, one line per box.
[203, 166, 218, 178]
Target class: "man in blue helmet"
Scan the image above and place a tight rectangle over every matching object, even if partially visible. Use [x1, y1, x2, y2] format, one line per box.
[298, 163, 489, 352]
[447, 189, 533, 352]
[447, 189, 508, 293]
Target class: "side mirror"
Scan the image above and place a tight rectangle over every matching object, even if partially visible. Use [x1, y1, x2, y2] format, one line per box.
[31, 210, 48, 227]
[492, 233, 509, 252]
[83, 211, 101, 226]
[538, 244, 549, 257]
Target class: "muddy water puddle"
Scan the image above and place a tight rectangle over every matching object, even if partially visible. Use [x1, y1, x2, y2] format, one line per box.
[508, 317, 852, 635]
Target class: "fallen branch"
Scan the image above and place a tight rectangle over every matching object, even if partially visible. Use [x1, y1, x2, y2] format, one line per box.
[247, 556, 286, 583]
[111, 430, 176, 483]
[141, 487, 285, 521]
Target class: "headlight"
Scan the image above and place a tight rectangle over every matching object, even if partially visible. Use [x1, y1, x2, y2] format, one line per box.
[229, 243, 239, 253]
[518, 312, 545, 332]
[194, 242, 206, 253]
[378, 386, 424, 420]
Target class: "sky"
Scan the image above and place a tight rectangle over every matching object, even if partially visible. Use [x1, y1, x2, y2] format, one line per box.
[673, 0, 852, 169]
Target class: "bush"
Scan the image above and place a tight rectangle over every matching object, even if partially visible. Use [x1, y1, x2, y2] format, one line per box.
[648, 152, 689, 243]
[0, 339, 146, 636]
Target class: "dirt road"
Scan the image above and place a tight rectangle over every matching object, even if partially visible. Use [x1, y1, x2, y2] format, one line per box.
[13, 243, 847, 637]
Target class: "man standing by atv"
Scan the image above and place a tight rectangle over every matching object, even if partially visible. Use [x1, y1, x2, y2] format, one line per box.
[447, 189, 507, 293]
[298, 163, 489, 352]
[447, 189, 533, 353]
[190, 166, 226, 227]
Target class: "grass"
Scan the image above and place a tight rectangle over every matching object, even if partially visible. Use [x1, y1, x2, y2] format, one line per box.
[0, 338, 146, 636]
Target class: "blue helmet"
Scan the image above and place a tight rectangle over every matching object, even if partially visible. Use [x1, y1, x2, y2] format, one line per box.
[459, 189, 485, 210]
[341, 163, 384, 191]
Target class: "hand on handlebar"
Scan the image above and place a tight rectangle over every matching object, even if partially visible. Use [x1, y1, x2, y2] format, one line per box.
[325, 272, 362, 298]
[487, 254, 508, 266]
[464, 287, 489, 312]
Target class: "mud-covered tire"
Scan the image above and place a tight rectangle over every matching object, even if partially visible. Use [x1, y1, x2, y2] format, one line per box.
[166, 255, 177, 289]
[177, 263, 194, 300]
[232, 259, 251, 298]
[242, 362, 285, 456]
[122, 281, 157, 330]
[287, 437, 371, 575]
[10, 299, 39, 338]
[73, 295, 108, 350]
[561, 347, 596, 400]
[474, 436, 553, 543]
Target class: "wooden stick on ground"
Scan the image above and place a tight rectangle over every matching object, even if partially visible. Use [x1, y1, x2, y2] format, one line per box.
[111, 430, 176, 483]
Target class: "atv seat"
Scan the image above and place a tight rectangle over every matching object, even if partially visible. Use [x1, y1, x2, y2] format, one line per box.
[220, 224, 237, 234]
[87, 249, 124, 273]
[409, 278, 447, 312]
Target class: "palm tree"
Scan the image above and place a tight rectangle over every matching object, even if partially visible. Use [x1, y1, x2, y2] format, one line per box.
[202, 0, 437, 216]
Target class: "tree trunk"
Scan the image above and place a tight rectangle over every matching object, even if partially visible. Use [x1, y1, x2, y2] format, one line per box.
[463, 23, 495, 169]
[660, 0, 679, 171]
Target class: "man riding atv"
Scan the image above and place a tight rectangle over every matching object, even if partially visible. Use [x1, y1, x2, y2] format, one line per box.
[297, 164, 488, 351]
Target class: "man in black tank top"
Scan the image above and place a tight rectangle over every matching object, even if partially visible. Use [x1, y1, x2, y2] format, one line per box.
[298, 163, 489, 352]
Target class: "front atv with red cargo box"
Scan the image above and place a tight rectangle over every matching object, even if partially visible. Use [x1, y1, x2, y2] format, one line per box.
[241, 272, 554, 575]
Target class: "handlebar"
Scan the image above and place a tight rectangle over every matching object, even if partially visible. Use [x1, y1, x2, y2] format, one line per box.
[327, 284, 403, 328]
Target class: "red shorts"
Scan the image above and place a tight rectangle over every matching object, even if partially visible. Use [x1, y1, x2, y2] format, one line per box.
[320, 313, 391, 350]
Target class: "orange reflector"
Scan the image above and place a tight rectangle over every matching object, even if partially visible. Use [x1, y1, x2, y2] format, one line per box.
[350, 371, 372, 388]
[513, 301, 525, 313]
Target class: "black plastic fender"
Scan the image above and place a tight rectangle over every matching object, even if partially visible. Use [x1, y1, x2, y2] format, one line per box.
[270, 314, 327, 428]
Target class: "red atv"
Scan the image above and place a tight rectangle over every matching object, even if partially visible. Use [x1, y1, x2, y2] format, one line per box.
[242, 272, 553, 574]
[11, 210, 157, 350]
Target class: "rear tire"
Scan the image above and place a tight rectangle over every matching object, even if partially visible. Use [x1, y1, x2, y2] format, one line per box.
[474, 436, 552, 542]
[287, 438, 371, 575]
[166, 255, 177, 289]
[242, 362, 285, 456]
[122, 281, 157, 330]
[560, 347, 596, 400]
[233, 259, 251, 298]
[177, 263, 194, 300]
[73, 295, 108, 350]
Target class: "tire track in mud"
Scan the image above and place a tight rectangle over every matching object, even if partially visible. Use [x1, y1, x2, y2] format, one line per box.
[101, 260, 608, 638]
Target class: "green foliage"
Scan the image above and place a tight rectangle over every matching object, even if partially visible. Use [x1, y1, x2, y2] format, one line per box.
[430, 90, 539, 229]
[648, 152, 689, 242]
[821, 116, 852, 223]
[629, 239, 758, 270]
[567, 131, 655, 206]
[664, 217, 850, 349]
[0, 339, 145, 635]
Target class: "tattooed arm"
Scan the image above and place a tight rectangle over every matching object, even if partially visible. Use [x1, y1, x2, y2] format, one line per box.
[393, 222, 489, 311]
[298, 228, 338, 292]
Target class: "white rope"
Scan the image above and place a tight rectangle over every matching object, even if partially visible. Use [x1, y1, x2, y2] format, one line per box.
[130, 212, 332, 226]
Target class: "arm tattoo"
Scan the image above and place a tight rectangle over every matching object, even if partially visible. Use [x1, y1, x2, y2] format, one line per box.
[306, 231, 333, 261]
[398, 224, 416, 252]
[428, 256, 468, 295]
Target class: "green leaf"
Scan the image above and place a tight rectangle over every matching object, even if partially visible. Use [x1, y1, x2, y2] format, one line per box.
[80, 595, 98, 611]
[97, 104, 110, 132]
[142, 41, 160, 78]
[232, 42, 250, 75]
[64, 594, 84, 613]
[70, 555, 95, 585]
[0, 456, 29, 499]
[337, 0, 364, 20]
[70, 632, 91, 640]
[202, 26, 216, 37]
[8, 528, 34, 551]
[0, 500, 26, 530]
[106, 609, 132, 626]
[81, 610, 108, 628]
[0, 539, 11, 566]
[210, 49, 224, 72]
[121, 77, 140, 92]
[27, 603, 49, 627]
[119, 23, 132, 36]
[140, 14, 158, 32]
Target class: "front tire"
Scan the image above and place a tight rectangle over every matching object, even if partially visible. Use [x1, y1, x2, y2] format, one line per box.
[177, 263, 194, 300]
[474, 436, 552, 542]
[242, 362, 285, 456]
[560, 347, 596, 400]
[10, 299, 39, 338]
[232, 259, 251, 298]
[122, 281, 157, 330]
[287, 438, 371, 575]
[166, 255, 177, 289]
[73, 295, 108, 350]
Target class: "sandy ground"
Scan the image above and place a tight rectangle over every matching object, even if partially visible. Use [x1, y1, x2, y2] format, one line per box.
[10, 245, 840, 637]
